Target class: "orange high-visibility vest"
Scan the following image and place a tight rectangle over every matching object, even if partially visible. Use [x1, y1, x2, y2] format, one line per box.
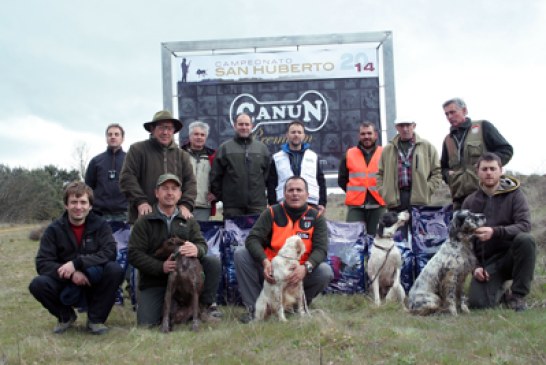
[344, 146, 386, 206]
[264, 203, 318, 264]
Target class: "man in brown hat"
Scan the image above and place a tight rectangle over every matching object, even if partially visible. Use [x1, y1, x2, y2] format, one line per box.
[120, 110, 197, 224]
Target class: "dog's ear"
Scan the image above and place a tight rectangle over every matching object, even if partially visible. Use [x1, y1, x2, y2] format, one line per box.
[452, 210, 469, 228]
[383, 212, 399, 227]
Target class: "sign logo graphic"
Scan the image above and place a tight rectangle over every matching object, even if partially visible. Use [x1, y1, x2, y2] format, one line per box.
[229, 90, 329, 132]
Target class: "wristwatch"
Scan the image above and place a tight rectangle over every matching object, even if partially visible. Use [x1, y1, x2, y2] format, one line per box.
[304, 261, 313, 274]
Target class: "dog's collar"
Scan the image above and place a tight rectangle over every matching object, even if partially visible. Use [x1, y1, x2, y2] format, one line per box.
[276, 253, 300, 261]
[373, 242, 395, 252]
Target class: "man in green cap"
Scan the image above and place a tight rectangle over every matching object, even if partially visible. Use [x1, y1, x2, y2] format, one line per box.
[120, 110, 197, 224]
[128, 174, 222, 325]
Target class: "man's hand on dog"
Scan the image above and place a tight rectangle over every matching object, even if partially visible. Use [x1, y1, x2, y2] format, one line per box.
[286, 265, 306, 285]
[262, 259, 276, 284]
[162, 241, 198, 273]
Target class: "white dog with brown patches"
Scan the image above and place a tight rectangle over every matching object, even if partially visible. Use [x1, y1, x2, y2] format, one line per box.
[254, 235, 308, 321]
[367, 211, 409, 306]
[407, 210, 486, 316]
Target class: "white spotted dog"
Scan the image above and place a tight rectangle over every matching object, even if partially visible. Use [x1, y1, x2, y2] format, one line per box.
[367, 211, 409, 306]
[407, 210, 486, 316]
[255, 235, 308, 322]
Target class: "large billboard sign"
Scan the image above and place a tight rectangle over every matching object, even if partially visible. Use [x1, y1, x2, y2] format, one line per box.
[162, 33, 396, 173]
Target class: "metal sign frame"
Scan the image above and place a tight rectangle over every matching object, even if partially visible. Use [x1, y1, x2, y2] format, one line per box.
[161, 31, 397, 143]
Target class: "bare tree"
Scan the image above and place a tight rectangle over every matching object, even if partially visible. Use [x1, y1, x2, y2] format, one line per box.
[73, 141, 90, 180]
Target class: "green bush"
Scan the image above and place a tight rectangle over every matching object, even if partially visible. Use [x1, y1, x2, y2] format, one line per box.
[0, 164, 80, 223]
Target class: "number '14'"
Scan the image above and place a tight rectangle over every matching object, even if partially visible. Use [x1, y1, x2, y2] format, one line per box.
[354, 63, 375, 72]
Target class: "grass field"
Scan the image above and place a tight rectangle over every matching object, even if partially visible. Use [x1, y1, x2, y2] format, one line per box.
[1, 221, 545, 365]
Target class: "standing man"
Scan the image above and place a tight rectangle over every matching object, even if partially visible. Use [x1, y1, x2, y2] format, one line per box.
[441, 98, 513, 209]
[120, 110, 197, 224]
[85, 123, 127, 222]
[267, 120, 326, 214]
[128, 174, 222, 325]
[234, 176, 333, 322]
[181, 120, 216, 221]
[463, 153, 535, 311]
[377, 117, 442, 239]
[338, 121, 386, 235]
[210, 112, 270, 219]
[29, 182, 124, 335]
[85, 123, 129, 305]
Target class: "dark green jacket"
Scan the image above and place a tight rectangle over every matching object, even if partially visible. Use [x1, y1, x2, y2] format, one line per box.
[210, 135, 270, 209]
[128, 206, 207, 290]
[120, 136, 197, 224]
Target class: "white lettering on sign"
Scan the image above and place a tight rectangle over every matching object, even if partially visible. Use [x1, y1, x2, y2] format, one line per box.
[229, 90, 329, 132]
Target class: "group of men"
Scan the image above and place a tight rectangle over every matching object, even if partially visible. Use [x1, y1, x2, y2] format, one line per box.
[29, 97, 536, 335]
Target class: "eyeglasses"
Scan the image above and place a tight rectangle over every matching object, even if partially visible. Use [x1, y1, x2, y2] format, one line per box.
[156, 125, 175, 132]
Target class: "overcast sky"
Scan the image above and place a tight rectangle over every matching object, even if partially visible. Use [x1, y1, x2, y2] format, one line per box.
[1, 0, 545, 174]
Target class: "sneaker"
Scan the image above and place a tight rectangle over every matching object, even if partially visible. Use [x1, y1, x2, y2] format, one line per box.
[507, 294, 528, 312]
[87, 321, 109, 335]
[207, 303, 223, 318]
[53, 313, 77, 334]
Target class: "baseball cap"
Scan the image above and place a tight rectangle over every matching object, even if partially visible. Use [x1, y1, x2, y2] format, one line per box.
[156, 173, 182, 187]
[394, 117, 416, 125]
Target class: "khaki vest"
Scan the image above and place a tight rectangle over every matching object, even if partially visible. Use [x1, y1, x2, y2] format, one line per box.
[444, 120, 484, 200]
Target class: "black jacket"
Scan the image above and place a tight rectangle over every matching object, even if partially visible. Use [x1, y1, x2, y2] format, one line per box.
[85, 147, 128, 216]
[35, 212, 117, 278]
[210, 136, 270, 209]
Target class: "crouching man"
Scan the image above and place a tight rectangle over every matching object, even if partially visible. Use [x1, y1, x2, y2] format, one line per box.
[29, 182, 124, 335]
[128, 174, 222, 326]
[234, 176, 334, 323]
[463, 152, 536, 311]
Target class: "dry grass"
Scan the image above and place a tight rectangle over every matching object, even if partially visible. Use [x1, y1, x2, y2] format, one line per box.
[1, 223, 545, 365]
[1, 176, 545, 364]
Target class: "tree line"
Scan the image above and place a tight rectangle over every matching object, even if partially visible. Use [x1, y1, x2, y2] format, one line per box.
[0, 164, 80, 223]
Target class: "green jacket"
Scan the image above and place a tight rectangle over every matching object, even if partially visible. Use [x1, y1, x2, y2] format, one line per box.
[128, 206, 207, 290]
[377, 133, 442, 208]
[120, 136, 197, 224]
[210, 135, 270, 209]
